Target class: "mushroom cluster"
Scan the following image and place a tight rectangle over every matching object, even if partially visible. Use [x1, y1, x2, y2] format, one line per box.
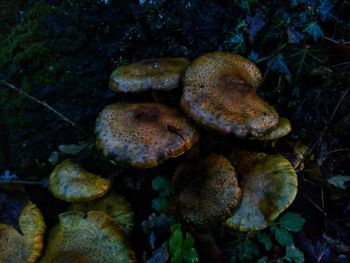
[94, 51, 298, 231]
[1, 52, 299, 261]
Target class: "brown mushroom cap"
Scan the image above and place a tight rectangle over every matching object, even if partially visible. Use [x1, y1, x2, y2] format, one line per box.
[224, 149, 298, 231]
[173, 154, 241, 226]
[39, 211, 136, 263]
[95, 103, 200, 169]
[109, 57, 190, 92]
[49, 160, 110, 202]
[251, 117, 292, 140]
[69, 192, 134, 236]
[181, 51, 279, 138]
[0, 201, 45, 263]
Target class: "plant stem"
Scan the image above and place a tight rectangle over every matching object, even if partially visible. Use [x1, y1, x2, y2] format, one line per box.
[0, 80, 90, 137]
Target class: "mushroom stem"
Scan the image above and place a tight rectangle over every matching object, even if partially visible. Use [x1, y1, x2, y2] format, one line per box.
[0, 80, 90, 137]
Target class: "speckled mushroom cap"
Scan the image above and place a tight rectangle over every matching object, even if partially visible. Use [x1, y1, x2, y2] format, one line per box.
[0, 201, 45, 263]
[181, 51, 279, 138]
[173, 154, 241, 226]
[224, 149, 298, 231]
[69, 192, 134, 236]
[109, 57, 190, 92]
[251, 117, 292, 140]
[39, 211, 136, 263]
[48, 159, 110, 202]
[95, 103, 200, 169]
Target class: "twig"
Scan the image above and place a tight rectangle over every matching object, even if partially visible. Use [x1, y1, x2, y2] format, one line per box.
[0, 80, 89, 137]
[296, 87, 350, 171]
[0, 180, 45, 186]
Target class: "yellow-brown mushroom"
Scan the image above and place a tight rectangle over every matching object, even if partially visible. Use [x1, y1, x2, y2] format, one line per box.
[181, 51, 279, 138]
[224, 149, 298, 231]
[173, 154, 241, 226]
[109, 57, 190, 92]
[95, 102, 200, 168]
[39, 211, 136, 263]
[48, 159, 110, 202]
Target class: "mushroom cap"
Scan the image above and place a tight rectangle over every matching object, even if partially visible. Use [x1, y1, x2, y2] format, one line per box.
[251, 117, 292, 140]
[180, 51, 279, 137]
[95, 103, 200, 169]
[0, 201, 45, 263]
[69, 192, 134, 236]
[173, 154, 241, 226]
[109, 57, 190, 92]
[49, 160, 110, 202]
[39, 211, 136, 263]
[224, 149, 298, 231]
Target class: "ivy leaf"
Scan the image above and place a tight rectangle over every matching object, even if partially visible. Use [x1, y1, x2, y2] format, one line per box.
[0, 170, 17, 182]
[303, 22, 323, 41]
[327, 175, 350, 189]
[318, 0, 335, 22]
[285, 245, 304, 263]
[183, 233, 199, 263]
[279, 212, 306, 232]
[268, 54, 290, 74]
[169, 224, 183, 263]
[248, 51, 259, 62]
[152, 176, 173, 196]
[287, 28, 305, 44]
[247, 12, 266, 42]
[235, 240, 260, 261]
[275, 228, 294, 247]
[146, 243, 169, 263]
[257, 231, 273, 251]
[152, 197, 170, 211]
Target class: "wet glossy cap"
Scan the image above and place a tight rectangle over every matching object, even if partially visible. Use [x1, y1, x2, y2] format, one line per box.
[0, 201, 45, 263]
[181, 51, 279, 138]
[95, 103, 200, 169]
[49, 160, 110, 202]
[39, 211, 136, 263]
[173, 154, 241, 226]
[69, 192, 134, 236]
[225, 149, 298, 231]
[109, 58, 190, 92]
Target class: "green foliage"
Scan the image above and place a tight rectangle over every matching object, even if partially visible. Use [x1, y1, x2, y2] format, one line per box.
[327, 175, 350, 189]
[168, 223, 199, 263]
[151, 176, 174, 212]
[230, 212, 306, 262]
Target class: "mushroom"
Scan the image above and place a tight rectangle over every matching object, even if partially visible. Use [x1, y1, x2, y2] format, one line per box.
[180, 51, 280, 138]
[69, 192, 134, 236]
[39, 211, 136, 263]
[249, 117, 292, 140]
[0, 199, 45, 263]
[49, 159, 110, 202]
[95, 102, 200, 169]
[109, 57, 190, 92]
[173, 154, 241, 226]
[224, 149, 298, 231]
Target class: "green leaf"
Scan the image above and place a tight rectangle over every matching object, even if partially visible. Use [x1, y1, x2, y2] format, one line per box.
[257, 231, 273, 251]
[285, 245, 304, 263]
[327, 175, 350, 189]
[235, 240, 260, 261]
[275, 228, 293, 247]
[169, 224, 183, 256]
[152, 197, 170, 212]
[279, 212, 306, 232]
[183, 233, 195, 251]
[183, 248, 199, 263]
[303, 22, 323, 41]
[183, 234, 199, 263]
[152, 176, 174, 196]
[170, 249, 182, 263]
